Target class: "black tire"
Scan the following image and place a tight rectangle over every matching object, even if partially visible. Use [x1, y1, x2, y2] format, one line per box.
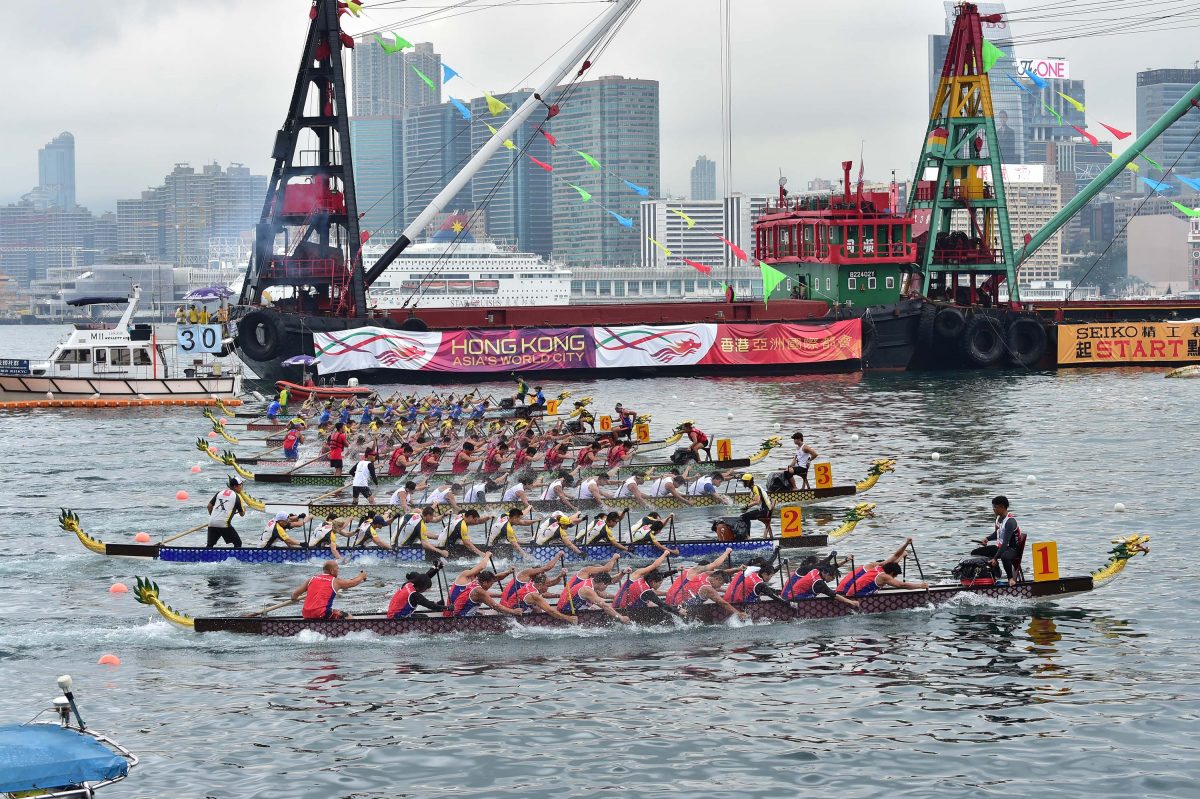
[1006, 316, 1048, 367]
[860, 314, 878, 362]
[399, 316, 429, 332]
[917, 303, 937, 352]
[961, 314, 1004, 366]
[933, 307, 966, 340]
[237, 310, 286, 362]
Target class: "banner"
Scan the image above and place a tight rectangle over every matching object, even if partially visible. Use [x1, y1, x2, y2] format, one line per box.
[1017, 58, 1070, 81]
[593, 324, 717, 368]
[1058, 322, 1200, 365]
[700, 320, 862, 365]
[314, 327, 442, 373]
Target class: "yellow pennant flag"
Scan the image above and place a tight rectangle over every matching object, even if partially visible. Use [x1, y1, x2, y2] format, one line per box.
[670, 209, 695, 228]
[647, 236, 671, 257]
[346, 1, 363, 16]
[485, 93, 509, 116]
[485, 122, 500, 136]
[1057, 91, 1085, 113]
[503, 138, 515, 150]
[1106, 151, 1140, 173]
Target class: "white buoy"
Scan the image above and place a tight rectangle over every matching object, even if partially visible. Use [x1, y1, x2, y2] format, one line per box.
[672, 394, 678, 400]
[1026, 475, 1037, 485]
[850, 433, 859, 442]
[727, 412, 733, 419]
[91, 392, 100, 399]
[1114, 502, 1126, 513]
[931, 452, 941, 460]
[46, 391, 53, 399]
[775, 423, 781, 429]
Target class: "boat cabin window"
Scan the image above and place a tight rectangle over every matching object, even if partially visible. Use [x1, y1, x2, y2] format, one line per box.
[94, 348, 107, 365]
[57, 349, 90, 364]
[869, 276, 878, 290]
[111, 348, 132, 366]
[133, 349, 152, 366]
[886, 276, 896, 289]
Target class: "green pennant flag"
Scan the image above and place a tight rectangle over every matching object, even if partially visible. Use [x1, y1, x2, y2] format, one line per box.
[1171, 201, 1200, 218]
[1141, 152, 1164, 171]
[1041, 100, 1063, 125]
[567, 183, 592, 202]
[759, 261, 789, 303]
[577, 151, 602, 171]
[982, 40, 1005, 73]
[412, 66, 436, 91]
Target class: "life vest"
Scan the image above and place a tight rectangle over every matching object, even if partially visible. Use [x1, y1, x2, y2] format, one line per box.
[282, 429, 300, 450]
[724, 570, 763, 603]
[783, 569, 821, 600]
[613, 577, 649, 610]
[395, 516, 426, 547]
[452, 451, 471, 474]
[301, 573, 336, 619]
[544, 450, 564, 470]
[838, 566, 883, 596]
[665, 572, 708, 606]
[689, 427, 709, 446]
[419, 453, 440, 473]
[556, 575, 594, 614]
[328, 432, 347, 458]
[576, 449, 596, 467]
[446, 518, 470, 548]
[387, 583, 419, 618]
[444, 580, 481, 617]
[483, 449, 503, 473]
[388, 448, 407, 474]
[541, 479, 564, 501]
[607, 446, 627, 467]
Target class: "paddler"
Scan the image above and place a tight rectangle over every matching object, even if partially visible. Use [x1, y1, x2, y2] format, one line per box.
[442, 509, 493, 558]
[605, 438, 632, 470]
[266, 397, 282, 421]
[262, 512, 307, 549]
[387, 564, 446, 618]
[388, 479, 428, 514]
[540, 472, 578, 511]
[612, 550, 679, 614]
[451, 441, 484, 474]
[580, 509, 633, 554]
[738, 473, 774, 538]
[357, 514, 393, 549]
[628, 512, 681, 556]
[394, 506, 451, 559]
[556, 554, 631, 624]
[788, 431, 818, 490]
[781, 555, 860, 608]
[489, 506, 538, 559]
[292, 560, 366, 620]
[838, 538, 929, 597]
[205, 476, 247, 548]
[723, 559, 788, 603]
[688, 471, 734, 503]
[534, 512, 585, 555]
[499, 553, 578, 623]
[328, 422, 348, 475]
[445, 553, 522, 617]
[309, 513, 345, 559]
[663, 547, 743, 616]
[281, 422, 304, 461]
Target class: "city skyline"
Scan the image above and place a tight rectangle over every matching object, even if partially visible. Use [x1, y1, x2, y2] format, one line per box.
[3, 1, 1192, 214]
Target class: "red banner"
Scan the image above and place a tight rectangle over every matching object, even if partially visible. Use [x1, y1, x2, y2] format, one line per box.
[700, 320, 862, 365]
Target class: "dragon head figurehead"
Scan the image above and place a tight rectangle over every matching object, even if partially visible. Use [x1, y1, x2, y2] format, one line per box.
[133, 577, 194, 629]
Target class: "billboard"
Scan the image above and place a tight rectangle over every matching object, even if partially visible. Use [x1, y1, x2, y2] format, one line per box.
[1058, 322, 1200, 365]
[1017, 58, 1070, 81]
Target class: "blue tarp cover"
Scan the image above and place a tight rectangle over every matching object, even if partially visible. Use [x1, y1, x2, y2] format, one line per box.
[0, 724, 127, 793]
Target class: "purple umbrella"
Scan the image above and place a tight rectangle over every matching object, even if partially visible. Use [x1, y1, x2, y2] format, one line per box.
[281, 354, 319, 367]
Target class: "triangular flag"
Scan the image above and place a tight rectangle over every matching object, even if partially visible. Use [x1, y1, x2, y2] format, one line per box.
[1071, 125, 1098, 147]
[449, 97, 472, 121]
[647, 236, 671, 257]
[1106, 151, 1139, 172]
[982, 40, 1005, 73]
[1171, 201, 1200, 217]
[1141, 153, 1164, 171]
[1176, 175, 1200, 192]
[759, 262, 789, 303]
[1041, 101, 1062, 125]
[683, 259, 712, 274]
[503, 138, 515, 150]
[442, 65, 459, 83]
[567, 183, 591, 202]
[485, 122, 500, 136]
[541, 130, 557, 147]
[346, 1, 363, 16]
[622, 179, 650, 197]
[577, 151, 602, 170]
[606, 210, 634, 228]
[1025, 70, 1047, 89]
[718, 235, 748, 262]
[1006, 74, 1035, 95]
[374, 34, 411, 55]
[412, 66, 436, 91]
[1141, 176, 1172, 193]
[528, 155, 553, 172]
[670, 208, 695, 228]
[485, 93, 509, 116]
[1099, 122, 1132, 140]
[1057, 91, 1085, 113]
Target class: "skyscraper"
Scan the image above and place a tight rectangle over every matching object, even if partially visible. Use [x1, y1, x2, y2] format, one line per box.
[1021, 75, 1086, 165]
[551, 76, 660, 266]
[1137, 68, 1200, 192]
[352, 39, 442, 116]
[37, 132, 76, 210]
[690, 156, 716, 201]
[404, 102, 472, 238]
[351, 117, 404, 240]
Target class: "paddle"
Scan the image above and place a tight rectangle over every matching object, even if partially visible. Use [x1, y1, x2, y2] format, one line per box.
[244, 598, 297, 617]
[562, 574, 576, 615]
[162, 522, 207, 545]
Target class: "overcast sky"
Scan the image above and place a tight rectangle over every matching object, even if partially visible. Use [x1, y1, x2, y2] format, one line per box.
[3, 0, 1195, 212]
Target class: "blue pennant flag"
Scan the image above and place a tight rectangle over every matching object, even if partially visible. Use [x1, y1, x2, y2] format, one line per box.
[449, 97, 472, 121]
[1025, 70, 1047, 89]
[1006, 74, 1034, 95]
[442, 65, 459, 83]
[622, 179, 650, 197]
[606, 210, 634, 228]
[1177, 175, 1200, 192]
[1141, 176, 1173, 194]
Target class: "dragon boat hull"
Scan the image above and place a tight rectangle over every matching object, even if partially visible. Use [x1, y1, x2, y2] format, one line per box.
[182, 578, 1096, 637]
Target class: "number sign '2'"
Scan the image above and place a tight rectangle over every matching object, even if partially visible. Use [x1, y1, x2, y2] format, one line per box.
[780, 506, 803, 538]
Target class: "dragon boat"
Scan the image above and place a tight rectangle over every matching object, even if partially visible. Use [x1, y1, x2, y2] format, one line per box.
[131, 536, 1150, 637]
[59, 504, 875, 565]
[224, 436, 783, 486]
[303, 460, 896, 518]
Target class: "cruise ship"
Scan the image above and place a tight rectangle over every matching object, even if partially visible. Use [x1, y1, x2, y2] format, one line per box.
[363, 219, 570, 310]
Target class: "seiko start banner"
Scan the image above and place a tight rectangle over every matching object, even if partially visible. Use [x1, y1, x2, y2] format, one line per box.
[1058, 322, 1200, 365]
[315, 319, 861, 374]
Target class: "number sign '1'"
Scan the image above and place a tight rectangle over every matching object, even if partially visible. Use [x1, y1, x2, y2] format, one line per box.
[1032, 541, 1059, 582]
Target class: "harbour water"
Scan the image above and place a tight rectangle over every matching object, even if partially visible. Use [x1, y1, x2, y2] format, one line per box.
[1, 325, 1197, 798]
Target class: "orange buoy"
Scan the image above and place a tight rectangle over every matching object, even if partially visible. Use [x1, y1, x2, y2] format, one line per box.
[175, 490, 189, 501]
[207, 431, 218, 439]
[208, 445, 218, 455]
[109, 582, 129, 594]
[219, 417, 228, 424]
[190, 465, 202, 473]
[134, 531, 152, 542]
[97, 654, 121, 666]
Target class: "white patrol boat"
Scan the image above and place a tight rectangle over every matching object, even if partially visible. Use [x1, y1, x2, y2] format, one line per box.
[0, 285, 243, 400]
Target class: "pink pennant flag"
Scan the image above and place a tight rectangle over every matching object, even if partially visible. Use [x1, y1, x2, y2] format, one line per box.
[1071, 125, 1099, 147]
[528, 155, 553, 172]
[541, 129, 557, 147]
[683, 259, 713, 274]
[718, 235, 748, 262]
[1099, 122, 1132, 140]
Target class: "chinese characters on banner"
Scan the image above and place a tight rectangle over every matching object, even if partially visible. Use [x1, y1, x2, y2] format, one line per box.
[1057, 322, 1200, 365]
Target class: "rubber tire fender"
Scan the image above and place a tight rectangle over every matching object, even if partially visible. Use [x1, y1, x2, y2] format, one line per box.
[960, 314, 1005, 366]
[1005, 316, 1048, 367]
[237, 310, 286, 362]
[399, 316, 429, 332]
[933, 307, 966, 340]
[917, 303, 937, 352]
[860, 314, 878, 362]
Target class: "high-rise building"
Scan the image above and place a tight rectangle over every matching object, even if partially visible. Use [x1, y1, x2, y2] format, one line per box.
[640, 194, 768, 273]
[405, 102, 472, 239]
[551, 76, 660, 266]
[351, 117, 405, 241]
[1007, 177, 1062, 283]
[37, 132, 76, 210]
[1022, 76, 1086, 165]
[352, 39, 442, 116]
[1137, 68, 1200, 192]
[690, 156, 716, 201]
